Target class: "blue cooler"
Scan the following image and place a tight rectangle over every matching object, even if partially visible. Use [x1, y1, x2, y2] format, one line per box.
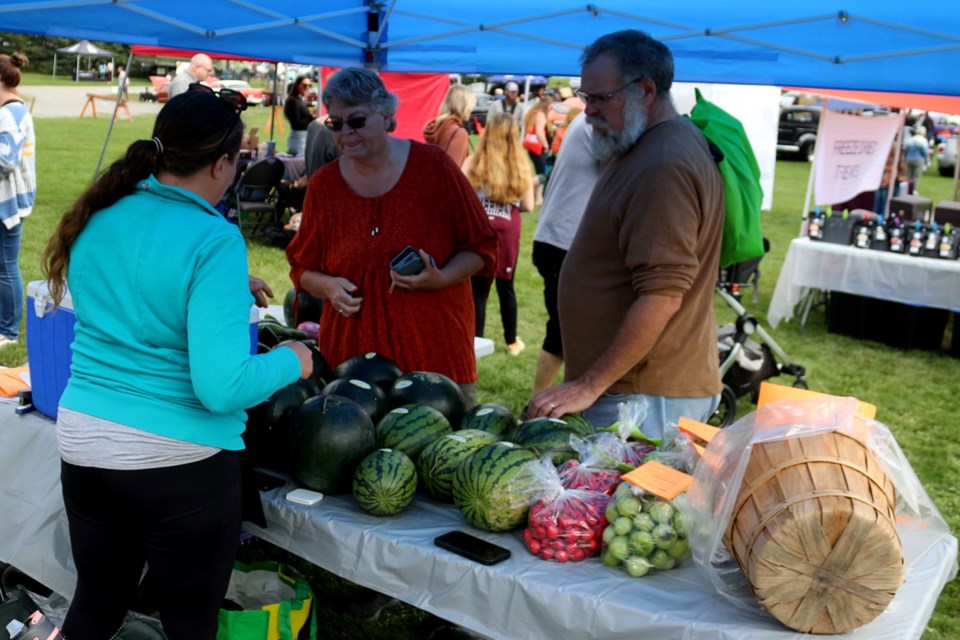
[26, 280, 260, 421]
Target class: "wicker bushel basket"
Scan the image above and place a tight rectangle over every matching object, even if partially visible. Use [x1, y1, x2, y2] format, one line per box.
[724, 430, 904, 634]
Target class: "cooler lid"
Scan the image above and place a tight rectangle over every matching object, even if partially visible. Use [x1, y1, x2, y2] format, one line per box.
[27, 280, 74, 315]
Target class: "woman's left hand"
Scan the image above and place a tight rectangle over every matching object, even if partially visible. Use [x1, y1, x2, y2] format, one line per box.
[249, 275, 274, 308]
[390, 249, 447, 292]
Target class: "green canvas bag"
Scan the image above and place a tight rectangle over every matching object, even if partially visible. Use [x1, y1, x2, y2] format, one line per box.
[688, 88, 765, 268]
[216, 561, 317, 640]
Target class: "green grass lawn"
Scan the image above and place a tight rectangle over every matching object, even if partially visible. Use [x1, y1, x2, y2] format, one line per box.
[5, 116, 958, 638]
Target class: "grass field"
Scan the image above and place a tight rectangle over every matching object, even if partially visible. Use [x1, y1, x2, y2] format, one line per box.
[4, 114, 957, 638]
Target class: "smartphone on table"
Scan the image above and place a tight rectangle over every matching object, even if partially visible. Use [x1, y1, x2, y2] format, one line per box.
[434, 530, 511, 566]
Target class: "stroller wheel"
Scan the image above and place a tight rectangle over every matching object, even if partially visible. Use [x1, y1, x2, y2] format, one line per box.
[793, 377, 809, 390]
[708, 385, 738, 428]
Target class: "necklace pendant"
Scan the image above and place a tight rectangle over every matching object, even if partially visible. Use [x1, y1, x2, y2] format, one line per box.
[371, 227, 379, 237]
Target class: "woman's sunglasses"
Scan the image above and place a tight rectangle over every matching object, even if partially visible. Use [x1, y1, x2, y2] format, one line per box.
[188, 82, 248, 113]
[324, 115, 369, 132]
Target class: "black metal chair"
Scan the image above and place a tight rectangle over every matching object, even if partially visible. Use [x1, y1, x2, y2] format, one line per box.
[234, 157, 284, 235]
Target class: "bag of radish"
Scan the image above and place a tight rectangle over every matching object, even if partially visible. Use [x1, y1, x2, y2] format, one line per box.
[557, 433, 629, 496]
[594, 401, 660, 466]
[518, 457, 611, 563]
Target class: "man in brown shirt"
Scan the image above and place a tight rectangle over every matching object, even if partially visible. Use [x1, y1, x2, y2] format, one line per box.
[529, 30, 725, 438]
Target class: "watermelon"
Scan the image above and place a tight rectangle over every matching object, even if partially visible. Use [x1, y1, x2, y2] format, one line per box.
[352, 448, 417, 516]
[375, 404, 452, 460]
[321, 377, 387, 423]
[244, 380, 312, 472]
[559, 412, 596, 438]
[289, 395, 376, 494]
[509, 417, 580, 465]
[452, 442, 539, 532]
[333, 352, 403, 391]
[459, 403, 517, 438]
[416, 429, 499, 502]
[388, 371, 466, 427]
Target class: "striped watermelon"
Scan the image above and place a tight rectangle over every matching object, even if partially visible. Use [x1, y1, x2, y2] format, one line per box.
[417, 429, 499, 502]
[452, 442, 539, 532]
[509, 417, 580, 465]
[375, 404, 452, 460]
[560, 413, 596, 438]
[459, 403, 517, 438]
[352, 449, 417, 516]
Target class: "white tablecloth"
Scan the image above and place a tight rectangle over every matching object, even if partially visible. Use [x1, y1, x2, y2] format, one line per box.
[768, 237, 960, 328]
[1, 407, 956, 640]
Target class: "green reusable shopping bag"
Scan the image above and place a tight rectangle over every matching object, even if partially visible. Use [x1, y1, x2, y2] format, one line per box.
[688, 88, 765, 268]
[216, 561, 317, 640]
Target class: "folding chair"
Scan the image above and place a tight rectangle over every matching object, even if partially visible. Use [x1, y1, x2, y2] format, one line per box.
[234, 157, 284, 235]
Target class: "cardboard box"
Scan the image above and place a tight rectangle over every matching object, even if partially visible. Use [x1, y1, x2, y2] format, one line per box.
[26, 281, 259, 420]
[26, 281, 75, 420]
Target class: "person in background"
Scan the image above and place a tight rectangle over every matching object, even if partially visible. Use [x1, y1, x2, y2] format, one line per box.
[168, 53, 214, 98]
[904, 125, 930, 193]
[550, 105, 584, 155]
[486, 80, 525, 121]
[531, 112, 599, 395]
[529, 30, 725, 439]
[463, 112, 535, 356]
[422, 84, 476, 166]
[275, 116, 341, 234]
[284, 75, 313, 156]
[116, 64, 129, 101]
[286, 67, 496, 405]
[0, 52, 36, 350]
[40, 88, 313, 640]
[522, 97, 552, 206]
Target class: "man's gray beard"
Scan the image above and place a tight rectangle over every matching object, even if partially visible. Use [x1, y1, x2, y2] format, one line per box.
[587, 97, 649, 161]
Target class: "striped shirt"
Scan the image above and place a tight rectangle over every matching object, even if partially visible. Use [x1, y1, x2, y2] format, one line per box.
[0, 99, 36, 229]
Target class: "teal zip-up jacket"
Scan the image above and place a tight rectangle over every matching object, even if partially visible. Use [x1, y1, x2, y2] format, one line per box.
[60, 175, 300, 450]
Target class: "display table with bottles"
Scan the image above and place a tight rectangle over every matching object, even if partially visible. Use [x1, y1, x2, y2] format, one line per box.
[768, 237, 960, 334]
[0, 405, 957, 639]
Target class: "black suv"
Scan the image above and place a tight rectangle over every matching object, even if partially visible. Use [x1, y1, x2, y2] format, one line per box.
[777, 106, 820, 161]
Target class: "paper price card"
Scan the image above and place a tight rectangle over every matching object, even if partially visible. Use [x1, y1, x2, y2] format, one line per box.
[621, 460, 692, 501]
[677, 416, 719, 456]
[757, 381, 877, 419]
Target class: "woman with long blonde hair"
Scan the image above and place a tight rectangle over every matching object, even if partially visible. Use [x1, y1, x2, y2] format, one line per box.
[463, 112, 534, 355]
[423, 84, 476, 166]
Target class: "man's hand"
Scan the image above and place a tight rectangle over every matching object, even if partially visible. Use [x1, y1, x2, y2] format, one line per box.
[249, 276, 274, 308]
[528, 379, 603, 419]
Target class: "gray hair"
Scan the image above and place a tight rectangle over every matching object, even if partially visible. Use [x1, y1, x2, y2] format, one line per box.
[580, 30, 674, 97]
[322, 67, 399, 117]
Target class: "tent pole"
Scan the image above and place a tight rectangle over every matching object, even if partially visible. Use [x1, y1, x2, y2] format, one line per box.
[953, 145, 959, 201]
[94, 51, 135, 181]
[52, 53, 56, 79]
[75, 55, 79, 83]
[886, 112, 905, 217]
[270, 63, 278, 142]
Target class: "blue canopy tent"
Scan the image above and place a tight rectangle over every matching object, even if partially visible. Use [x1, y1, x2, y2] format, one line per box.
[0, 1, 958, 97]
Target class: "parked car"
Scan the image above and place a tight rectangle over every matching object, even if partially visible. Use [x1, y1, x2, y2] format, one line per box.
[777, 106, 820, 161]
[216, 79, 265, 106]
[937, 137, 958, 177]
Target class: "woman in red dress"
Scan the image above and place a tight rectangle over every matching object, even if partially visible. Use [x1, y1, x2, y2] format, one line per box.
[286, 68, 496, 405]
[462, 112, 535, 356]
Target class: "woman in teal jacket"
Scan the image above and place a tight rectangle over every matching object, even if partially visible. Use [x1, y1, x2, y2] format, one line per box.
[42, 89, 313, 639]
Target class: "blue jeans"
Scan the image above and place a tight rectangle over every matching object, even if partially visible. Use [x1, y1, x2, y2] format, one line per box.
[584, 393, 720, 441]
[287, 129, 307, 156]
[0, 222, 23, 340]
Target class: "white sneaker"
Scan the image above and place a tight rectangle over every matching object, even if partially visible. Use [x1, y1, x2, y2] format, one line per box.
[0, 336, 17, 349]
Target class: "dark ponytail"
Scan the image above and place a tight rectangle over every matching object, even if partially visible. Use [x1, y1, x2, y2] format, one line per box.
[42, 91, 243, 306]
[0, 51, 28, 89]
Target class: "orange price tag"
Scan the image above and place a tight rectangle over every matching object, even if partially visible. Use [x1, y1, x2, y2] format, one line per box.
[621, 460, 692, 500]
[677, 416, 719, 445]
[757, 382, 877, 419]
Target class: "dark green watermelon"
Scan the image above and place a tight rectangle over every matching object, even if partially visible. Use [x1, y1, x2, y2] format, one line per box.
[452, 442, 539, 532]
[375, 404, 452, 460]
[321, 377, 387, 423]
[352, 448, 417, 516]
[509, 417, 580, 465]
[333, 352, 403, 391]
[559, 412, 596, 438]
[289, 395, 376, 494]
[388, 371, 466, 427]
[244, 380, 312, 472]
[459, 403, 517, 437]
[417, 429, 499, 502]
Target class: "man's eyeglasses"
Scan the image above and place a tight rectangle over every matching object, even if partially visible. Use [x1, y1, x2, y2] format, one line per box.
[324, 115, 370, 132]
[188, 82, 248, 114]
[575, 79, 640, 106]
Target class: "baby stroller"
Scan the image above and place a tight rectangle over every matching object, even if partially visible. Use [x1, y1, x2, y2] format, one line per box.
[711, 251, 807, 427]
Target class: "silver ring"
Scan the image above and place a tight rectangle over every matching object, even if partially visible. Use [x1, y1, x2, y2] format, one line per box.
[549, 403, 556, 409]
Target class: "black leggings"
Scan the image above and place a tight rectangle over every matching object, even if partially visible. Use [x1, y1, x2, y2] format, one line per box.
[532, 241, 567, 356]
[60, 451, 242, 640]
[471, 275, 518, 344]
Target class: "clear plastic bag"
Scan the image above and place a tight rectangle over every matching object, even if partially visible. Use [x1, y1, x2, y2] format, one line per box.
[557, 433, 627, 495]
[682, 397, 954, 612]
[518, 457, 611, 562]
[599, 481, 690, 577]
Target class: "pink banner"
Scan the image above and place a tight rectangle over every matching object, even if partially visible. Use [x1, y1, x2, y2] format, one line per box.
[814, 110, 901, 207]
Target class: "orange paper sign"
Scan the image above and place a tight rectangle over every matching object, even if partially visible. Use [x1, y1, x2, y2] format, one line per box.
[757, 382, 877, 419]
[677, 416, 720, 445]
[621, 460, 692, 500]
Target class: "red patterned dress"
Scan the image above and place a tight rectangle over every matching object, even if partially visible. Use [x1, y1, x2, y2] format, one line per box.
[287, 142, 497, 383]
